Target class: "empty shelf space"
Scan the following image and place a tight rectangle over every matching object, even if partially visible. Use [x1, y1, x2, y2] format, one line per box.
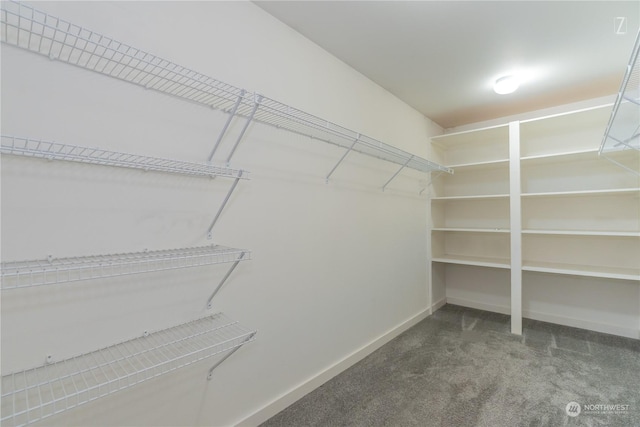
[1, 245, 250, 289]
[520, 105, 612, 158]
[1, 136, 248, 180]
[0, 1, 450, 177]
[522, 261, 640, 281]
[0, 313, 256, 427]
[432, 255, 510, 269]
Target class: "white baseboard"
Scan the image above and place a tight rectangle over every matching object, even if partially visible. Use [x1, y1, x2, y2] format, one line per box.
[445, 296, 511, 315]
[444, 297, 639, 339]
[235, 309, 430, 427]
[522, 309, 640, 340]
[431, 296, 447, 313]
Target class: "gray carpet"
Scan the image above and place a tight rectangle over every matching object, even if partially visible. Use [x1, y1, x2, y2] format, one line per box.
[261, 304, 640, 427]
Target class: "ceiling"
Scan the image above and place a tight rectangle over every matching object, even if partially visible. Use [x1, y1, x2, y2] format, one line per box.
[257, 1, 640, 129]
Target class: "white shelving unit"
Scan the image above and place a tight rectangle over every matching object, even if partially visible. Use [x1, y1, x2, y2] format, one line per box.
[0, 313, 257, 427]
[520, 105, 639, 285]
[429, 123, 513, 321]
[431, 102, 640, 338]
[0, 0, 451, 186]
[1, 245, 250, 290]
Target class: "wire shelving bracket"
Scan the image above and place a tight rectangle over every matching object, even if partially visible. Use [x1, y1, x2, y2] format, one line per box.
[600, 29, 640, 176]
[0, 245, 251, 290]
[0, 313, 257, 427]
[0, 0, 452, 186]
[206, 251, 247, 309]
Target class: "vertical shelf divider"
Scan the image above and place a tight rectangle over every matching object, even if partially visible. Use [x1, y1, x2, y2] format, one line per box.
[509, 121, 522, 335]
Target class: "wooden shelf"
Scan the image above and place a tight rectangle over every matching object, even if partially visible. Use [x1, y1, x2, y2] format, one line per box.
[522, 229, 640, 237]
[433, 228, 510, 233]
[431, 194, 510, 201]
[523, 261, 639, 281]
[432, 255, 510, 269]
[521, 188, 639, 198]
[445, 159, 509, 170]
[520, 148, 599, 164]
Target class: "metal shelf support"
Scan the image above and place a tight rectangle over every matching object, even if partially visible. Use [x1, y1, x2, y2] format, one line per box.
[326, 134, 360, 183]
[208, 90, 246, 162]
[207, 332, 256, 380]
[382, 155, 413, 191]
[226, 95, 261, 165]
[207, 170, 244, 239]
[206, 251, 247, 309]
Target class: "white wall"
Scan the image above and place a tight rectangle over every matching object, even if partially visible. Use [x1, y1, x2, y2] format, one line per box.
[1, 1, 442, 426]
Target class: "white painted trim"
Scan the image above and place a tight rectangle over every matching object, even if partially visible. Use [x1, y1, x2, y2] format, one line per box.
[445, 297, 639, 340]
[235, 309, 430, 427]
[445, 297, 511, 315]
[522, 309, 640, 340]
[431, 296, 447, 312]
[509, 121, 522, 335]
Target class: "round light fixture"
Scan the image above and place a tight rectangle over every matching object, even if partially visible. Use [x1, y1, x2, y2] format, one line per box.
[493, 75, 519, 95]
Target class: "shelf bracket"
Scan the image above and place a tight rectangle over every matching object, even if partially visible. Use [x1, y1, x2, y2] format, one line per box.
[326, 134, 360, 183]
[622, 95, 640, 106]
[207, 332, 256, 380]
[208, 90, 246, 162]
[207, 170, 244, 239]
[600, 154, 640, 177]
[382, 155, 414, 191]
[206, 251, 246, 309]
[226, 94, 262, 165]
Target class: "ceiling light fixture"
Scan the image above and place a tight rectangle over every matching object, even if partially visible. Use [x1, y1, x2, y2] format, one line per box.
[493, 75, 519, 95]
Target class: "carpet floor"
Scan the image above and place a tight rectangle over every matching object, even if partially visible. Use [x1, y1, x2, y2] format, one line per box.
[261, 304, 640, 427]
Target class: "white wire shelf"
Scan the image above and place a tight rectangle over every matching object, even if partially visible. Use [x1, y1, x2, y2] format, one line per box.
[0, 1, 452, 179]
[1, 136, 248, 180]
[1, 245, 250, 290]
[600, 29, 639, 167]
[0, 313, 256, 427]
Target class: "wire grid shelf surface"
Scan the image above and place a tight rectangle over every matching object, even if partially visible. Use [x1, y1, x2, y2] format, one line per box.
[1, 245, 251, 290]
[0, 1, 451, 176]
[1, 136, 248, 179]
[601, 29, 640, 154]
[1, 313, 257, 427]
[238, 94, 453, 174]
